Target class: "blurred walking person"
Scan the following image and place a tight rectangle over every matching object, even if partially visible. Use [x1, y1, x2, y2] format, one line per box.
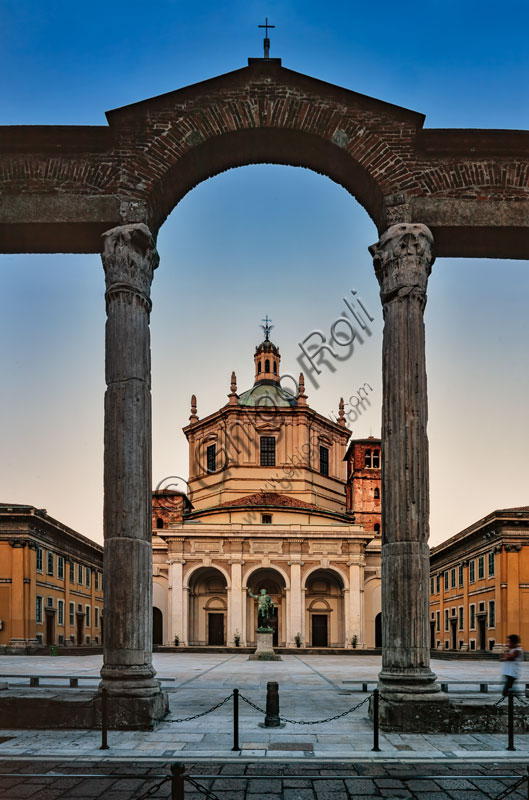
[501, 634, 524, 696]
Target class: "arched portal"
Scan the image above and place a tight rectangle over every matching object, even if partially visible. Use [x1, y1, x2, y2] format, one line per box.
[152, 607, 163, 646]
[188, 567, 227, 646]
[246, 568, 286, 647]
[304, 569, 345, 647]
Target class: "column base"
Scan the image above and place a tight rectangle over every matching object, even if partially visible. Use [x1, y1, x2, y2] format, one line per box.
[96, 689, 169, 730]
[373, 668, 449, 731]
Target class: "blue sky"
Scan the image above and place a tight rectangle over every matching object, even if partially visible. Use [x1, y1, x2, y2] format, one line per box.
[1, 0, 528, 544]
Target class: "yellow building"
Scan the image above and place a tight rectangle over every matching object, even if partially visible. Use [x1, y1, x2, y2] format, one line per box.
[429, 506, 529, 652]
[0, 504, 103, 653]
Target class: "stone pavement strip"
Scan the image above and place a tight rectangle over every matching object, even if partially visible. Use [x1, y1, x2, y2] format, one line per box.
[1, 760, 529, 799]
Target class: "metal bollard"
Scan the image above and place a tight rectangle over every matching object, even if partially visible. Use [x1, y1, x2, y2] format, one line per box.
[507, 690, 515, 751]
[171, 763, 186, 800]
[232, 689, 240, 750]
[372, 689, 380, 752]
[264, 681, 281, 727]
[100, 687, 109, 750]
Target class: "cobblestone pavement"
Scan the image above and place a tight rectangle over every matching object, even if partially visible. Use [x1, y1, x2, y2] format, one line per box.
[1, 759, 528, 799]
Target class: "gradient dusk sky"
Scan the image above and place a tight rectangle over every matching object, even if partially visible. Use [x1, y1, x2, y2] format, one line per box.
[1, 0, 528, 546]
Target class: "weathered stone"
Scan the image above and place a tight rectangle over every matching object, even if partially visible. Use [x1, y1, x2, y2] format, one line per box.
[99, 223, 167, 726]
[248, 631, 282, 661]
[369, 224, 446, 713]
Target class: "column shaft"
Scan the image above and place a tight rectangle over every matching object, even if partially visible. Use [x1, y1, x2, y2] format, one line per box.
[369, 223, 440, 698]
[100, 223, 162, 699]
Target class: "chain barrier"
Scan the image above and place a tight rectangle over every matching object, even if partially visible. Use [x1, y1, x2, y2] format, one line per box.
[167, 692, 233, 723]
[492, 774, 528, 800]
[184, 775, 223, 800]
[239, 692, 370, 725]
[134, 776, 171, 800]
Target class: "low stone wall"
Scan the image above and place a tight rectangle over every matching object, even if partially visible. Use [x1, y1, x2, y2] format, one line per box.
[373, 694, 529, 733]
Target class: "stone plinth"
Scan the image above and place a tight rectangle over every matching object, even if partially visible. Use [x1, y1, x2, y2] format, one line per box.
[248, 631, 282, 661]
[370, 693, 529, 733]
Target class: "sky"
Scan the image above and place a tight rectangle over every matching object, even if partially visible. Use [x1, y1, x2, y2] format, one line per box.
[1, 0, 528, 547]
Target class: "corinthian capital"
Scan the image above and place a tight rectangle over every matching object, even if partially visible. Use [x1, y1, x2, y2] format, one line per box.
[369, 223, 435, 301]
[101, 223, 159, 298]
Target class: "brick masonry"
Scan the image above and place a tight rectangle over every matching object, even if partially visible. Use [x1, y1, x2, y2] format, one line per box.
[1, 60, 528, 256]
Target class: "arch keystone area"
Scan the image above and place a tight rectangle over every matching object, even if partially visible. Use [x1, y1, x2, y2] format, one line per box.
[1, 58, 528, 257]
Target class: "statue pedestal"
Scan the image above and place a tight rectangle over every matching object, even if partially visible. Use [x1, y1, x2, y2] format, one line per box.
[248, 631, 282, 661]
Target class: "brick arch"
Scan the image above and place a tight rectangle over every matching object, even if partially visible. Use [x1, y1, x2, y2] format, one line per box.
[131, 122, 408, 236]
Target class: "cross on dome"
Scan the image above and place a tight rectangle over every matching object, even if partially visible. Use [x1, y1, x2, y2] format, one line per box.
[261, 315, 274, 341]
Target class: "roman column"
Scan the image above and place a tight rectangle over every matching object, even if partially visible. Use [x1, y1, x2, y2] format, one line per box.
[369, 223, 443, 706]
[99, 223, 167, 726]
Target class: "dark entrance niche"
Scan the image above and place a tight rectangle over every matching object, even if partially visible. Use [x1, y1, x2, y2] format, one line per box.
[153, 607, 163, 646]
[208, 612, 224, 645]
[76, 612, 84, 646]
[375, 612, 382, 648]
[450, 619, 457, 650]
[45, 610, 55, 646]
[478, 614, 487, 650]
[312, 614, 328, 647]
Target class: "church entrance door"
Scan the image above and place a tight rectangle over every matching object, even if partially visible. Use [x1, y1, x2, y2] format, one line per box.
[208, 613, 225, 645]
[312, 614, 328, 647]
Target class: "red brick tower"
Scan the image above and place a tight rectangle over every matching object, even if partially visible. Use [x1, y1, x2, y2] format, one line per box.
[345, 436, 381, 536]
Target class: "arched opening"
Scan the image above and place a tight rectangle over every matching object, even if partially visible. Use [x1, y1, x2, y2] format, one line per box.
[188, 567, 227, 645]
[152, 607, 163, 646]
[304, 569, 345, 647]
[246, 568, 286, 647]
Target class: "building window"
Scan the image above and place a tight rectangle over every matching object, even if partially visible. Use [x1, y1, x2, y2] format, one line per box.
[436, 610, 440, 632]
[95, 572, 99, 590]
[436, 574, 440, 593]
[85, 606, 91, 627]
[374, 523, 380, 535]
[319, 445, 329, 477]
[261, 514, 272, 524]
[260, 436, 276, 466]
[265, 359, 270, 372]
[478, 555, 485, 580]
[57, 556, 64, 580]
[364, 450, 372, 468]
[451, 568, 456, 589]
[488, 551, 495, 577]
[78, 564, 83, 584]
[156, 518, 164, 529]
[444, 609, 449, 631]
[489, 600, 495, 629]
[458, 564, 464, 587]
[374, 487, 380, 499]
[95, 607, 99, 628]
[58, 600, 64, 626]
[469, 560, 475, 583]
[258, 361, 262, 374]
[36, 596, 43, 624]
[36, 547, 43, 572]
[430, 576, 434, 595]
[273, 361, 277, 375]
[458, 606, 464, 631]
[470, 639, 476, 650]
[444, 571, 449, 591]
[47, 596, 54, 608]
[85, 567, 91, 588]
[47, 552, 54, 576]
[489, 639, 496, 650]
[372, 450, 380, 468]
[69, 602, 74, 626]
[206, 444, 216, 473]
[470, 604, 476, 629]
[70, 561, 75, 583]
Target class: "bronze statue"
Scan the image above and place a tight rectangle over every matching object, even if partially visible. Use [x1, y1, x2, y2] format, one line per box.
[247, 587, 274, 628]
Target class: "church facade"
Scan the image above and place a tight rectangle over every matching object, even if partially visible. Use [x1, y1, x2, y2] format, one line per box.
[151, 328, 382, 649]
